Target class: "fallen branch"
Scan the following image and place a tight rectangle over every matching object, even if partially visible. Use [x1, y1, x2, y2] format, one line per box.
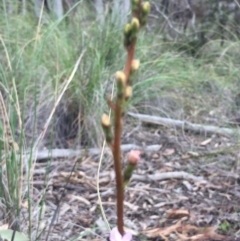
[132, 171, 207, 183]
[23, 144, 161, 161]
[128, 112, 239, 137]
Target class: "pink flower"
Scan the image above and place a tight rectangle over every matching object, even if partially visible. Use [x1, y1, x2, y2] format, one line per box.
[110, 227, 132, 241]
[127, 150, 141, 164]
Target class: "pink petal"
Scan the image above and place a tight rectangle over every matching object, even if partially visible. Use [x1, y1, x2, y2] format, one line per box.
[122, 232, 132, 241]
[110, 227, 122, 241]
[110, 227, 132, 241]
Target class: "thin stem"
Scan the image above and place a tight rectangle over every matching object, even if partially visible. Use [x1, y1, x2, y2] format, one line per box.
[112, 1, 143, 235]
[124, 43, 135, 79]
[113, 99, 124, 235]
[113, 42, 136, 236]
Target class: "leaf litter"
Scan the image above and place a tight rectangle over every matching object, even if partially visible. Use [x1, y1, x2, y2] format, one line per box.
[2, 123, 240, 241]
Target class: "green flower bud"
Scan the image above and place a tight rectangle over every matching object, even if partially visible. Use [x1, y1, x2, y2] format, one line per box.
[142, 1, 151, 16]
[131, 17, 140, 33]
[124, 23, 132, 37]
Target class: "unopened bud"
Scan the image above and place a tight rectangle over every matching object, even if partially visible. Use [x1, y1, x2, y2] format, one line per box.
[124, 23, 132, 36]
[125, 86, 132, 100]
[101, 113, 111, 128]
[131, 17, 140, 32]
[127, 150, 141, 164]
[142, 1, 151, 15]
[124, 150, 141, 186]
[116, 71, 126, 84]
[131, 59, 140, 72]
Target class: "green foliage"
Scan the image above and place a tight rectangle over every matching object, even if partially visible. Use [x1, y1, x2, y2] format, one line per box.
[219, 221, 232, 232]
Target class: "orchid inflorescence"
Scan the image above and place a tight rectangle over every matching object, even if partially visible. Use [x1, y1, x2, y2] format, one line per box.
[101, 0, 150, 240]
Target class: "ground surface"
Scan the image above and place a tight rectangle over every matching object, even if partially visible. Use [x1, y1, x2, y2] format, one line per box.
[25, 119, 240, 241]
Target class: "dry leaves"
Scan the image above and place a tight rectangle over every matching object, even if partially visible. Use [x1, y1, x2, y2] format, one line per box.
[143, 220, 226, 241]
[166, 209, 190, 220]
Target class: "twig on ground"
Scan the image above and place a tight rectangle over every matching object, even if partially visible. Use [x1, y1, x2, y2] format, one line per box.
[128, 112, 239, 137]
[132, 171, 208, 183]
[23, 144, 161, 161]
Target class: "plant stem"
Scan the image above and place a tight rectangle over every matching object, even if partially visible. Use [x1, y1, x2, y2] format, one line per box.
[113, 41, 136, 236]
[113, 98, 124, 235]
[125, 43, 136, 79]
